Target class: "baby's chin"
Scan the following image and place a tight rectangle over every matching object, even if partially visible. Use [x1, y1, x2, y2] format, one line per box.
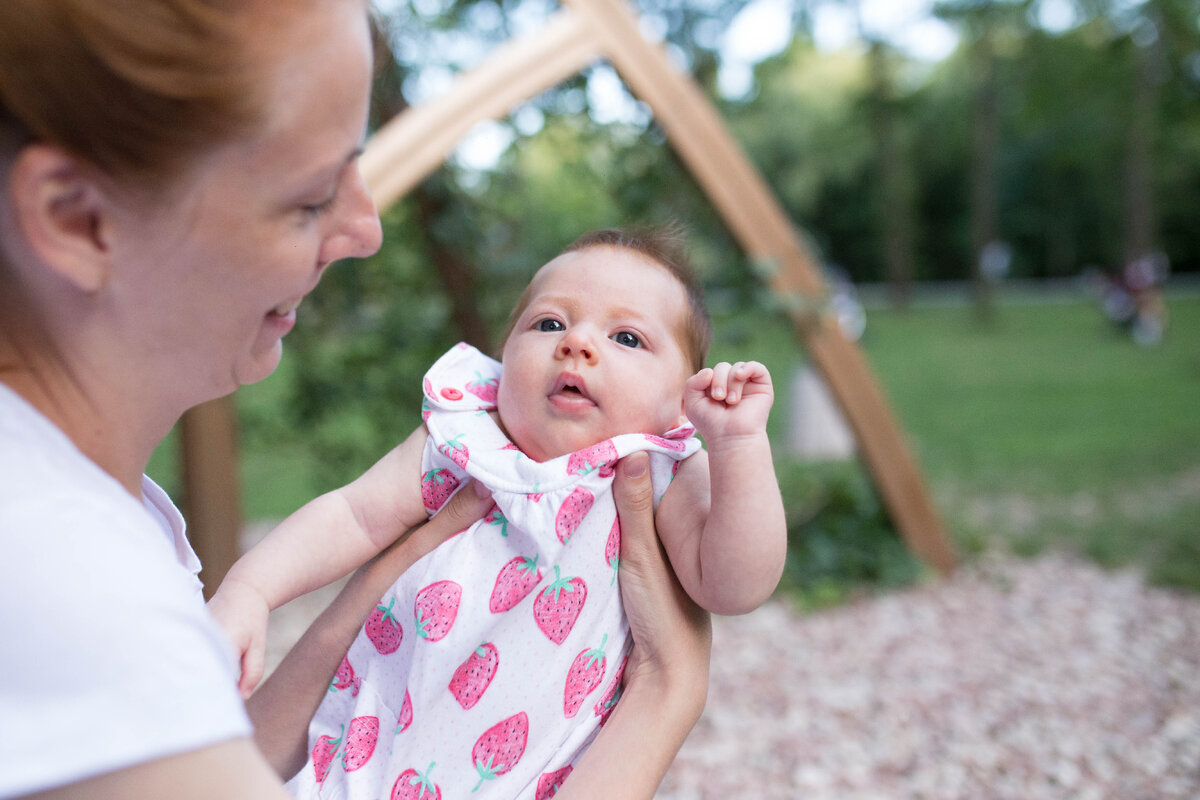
[517, 432, 608, 464]
[493, 408, 588, 462]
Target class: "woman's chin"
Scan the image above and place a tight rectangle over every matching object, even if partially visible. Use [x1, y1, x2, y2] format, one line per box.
[235, 342, 284, 388]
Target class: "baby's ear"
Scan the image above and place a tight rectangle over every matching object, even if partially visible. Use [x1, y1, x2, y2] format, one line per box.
[675, 394, 690, 427]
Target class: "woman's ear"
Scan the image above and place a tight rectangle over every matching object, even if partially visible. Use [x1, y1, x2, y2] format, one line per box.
[7, 144, 111, 294]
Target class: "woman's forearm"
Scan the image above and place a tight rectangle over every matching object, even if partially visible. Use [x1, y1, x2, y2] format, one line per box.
[247, 483, 492, 779]
[555, 452, 712, 798]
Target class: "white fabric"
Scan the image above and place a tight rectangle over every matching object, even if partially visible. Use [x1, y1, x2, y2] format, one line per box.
[0, 383, 252, 798]
[289, 344, 699, 800]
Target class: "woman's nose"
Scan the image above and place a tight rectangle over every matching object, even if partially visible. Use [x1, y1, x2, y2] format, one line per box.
[557, 328, 599, 365]
[318, 168, 383, 267]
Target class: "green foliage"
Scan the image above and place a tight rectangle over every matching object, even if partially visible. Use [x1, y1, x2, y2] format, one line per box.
[775, 460, 926, 610]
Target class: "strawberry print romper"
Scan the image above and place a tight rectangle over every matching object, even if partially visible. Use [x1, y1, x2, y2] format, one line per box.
[288, 343, 699, 800]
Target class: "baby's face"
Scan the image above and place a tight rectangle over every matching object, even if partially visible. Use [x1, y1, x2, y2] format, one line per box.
[497, 246, 694, 462]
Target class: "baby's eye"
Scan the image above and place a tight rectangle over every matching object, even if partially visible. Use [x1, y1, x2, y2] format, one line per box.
[612, 331, 641, 348]
[536, 319, 564, 332]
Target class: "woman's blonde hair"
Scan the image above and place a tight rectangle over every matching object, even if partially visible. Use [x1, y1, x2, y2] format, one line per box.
[0, 0, 288, 186]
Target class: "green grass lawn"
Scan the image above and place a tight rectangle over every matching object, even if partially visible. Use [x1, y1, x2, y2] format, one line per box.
[712, 290, 1200, 596]
[858, 293, 1200, 591]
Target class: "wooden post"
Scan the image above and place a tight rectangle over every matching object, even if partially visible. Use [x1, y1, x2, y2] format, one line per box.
[179, 396, 243, 599]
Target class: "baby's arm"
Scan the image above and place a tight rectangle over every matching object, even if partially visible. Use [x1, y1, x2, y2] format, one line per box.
[656, 361, 787, 615]
[208, 425, 430, 694]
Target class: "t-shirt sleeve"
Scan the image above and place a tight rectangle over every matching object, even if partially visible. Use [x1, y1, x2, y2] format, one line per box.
[0, 493, 253, 797]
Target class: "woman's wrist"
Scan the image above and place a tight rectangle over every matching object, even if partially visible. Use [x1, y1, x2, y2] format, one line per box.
[555, 659, 706, 799]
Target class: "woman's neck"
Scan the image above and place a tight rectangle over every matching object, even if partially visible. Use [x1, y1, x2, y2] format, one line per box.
[0, 342, 162, 497]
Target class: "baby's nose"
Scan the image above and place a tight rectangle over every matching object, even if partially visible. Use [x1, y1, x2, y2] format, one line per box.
[558, 331, 598, 364]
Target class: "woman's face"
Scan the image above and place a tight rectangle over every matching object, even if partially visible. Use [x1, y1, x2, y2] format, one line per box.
[105, 0, 382, 407]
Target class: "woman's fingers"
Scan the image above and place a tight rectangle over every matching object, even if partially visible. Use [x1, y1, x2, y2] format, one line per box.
[612, 453, 712, 682]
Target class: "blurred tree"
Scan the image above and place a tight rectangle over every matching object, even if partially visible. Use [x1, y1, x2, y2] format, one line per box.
[864, 38, 918, 309]
[729, 40, 876, 279]
[256, 0, 1200, 493]
[934, 0, 1032, 322]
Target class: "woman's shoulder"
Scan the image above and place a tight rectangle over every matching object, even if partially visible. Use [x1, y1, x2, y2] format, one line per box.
[0, 495, 252, 796]
[0, 395, 252, 797]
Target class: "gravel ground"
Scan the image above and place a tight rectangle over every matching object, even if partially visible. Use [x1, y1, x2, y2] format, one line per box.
[263, 551, 1200, 799]
[658, 553, 1200, 800]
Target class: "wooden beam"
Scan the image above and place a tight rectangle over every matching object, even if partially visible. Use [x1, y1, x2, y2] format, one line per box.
[361, 9, 603, 208]
[564, 0, 955, 573]
[179, 397, 243, 599]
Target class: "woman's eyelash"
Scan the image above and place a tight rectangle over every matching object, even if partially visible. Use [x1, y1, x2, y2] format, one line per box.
[302, 195, 338, 217]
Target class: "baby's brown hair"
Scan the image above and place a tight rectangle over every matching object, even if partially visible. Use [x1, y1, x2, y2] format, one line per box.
[502, 224, 712, 372]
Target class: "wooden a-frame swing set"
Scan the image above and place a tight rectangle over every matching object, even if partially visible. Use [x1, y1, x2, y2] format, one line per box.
[181, 0, 956, 596]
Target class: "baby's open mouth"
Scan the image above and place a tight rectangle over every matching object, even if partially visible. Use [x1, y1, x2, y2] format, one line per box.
[551, 373, 593, 404]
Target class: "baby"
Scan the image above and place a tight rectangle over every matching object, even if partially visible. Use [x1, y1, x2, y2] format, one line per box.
[209, 226, 787, 799]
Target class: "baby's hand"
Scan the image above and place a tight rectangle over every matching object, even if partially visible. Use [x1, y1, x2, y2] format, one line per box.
[206, 579, 271, 699]
[684, 360, 774, 443]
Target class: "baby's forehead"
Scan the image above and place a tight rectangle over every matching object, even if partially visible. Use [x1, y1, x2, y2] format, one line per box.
[531, 247, 687, 301]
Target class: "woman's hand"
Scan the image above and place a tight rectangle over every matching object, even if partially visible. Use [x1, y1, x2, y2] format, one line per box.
[246, 481, 493, 780]
[614, 452, 712, 704]
[554, 451, 711, 799]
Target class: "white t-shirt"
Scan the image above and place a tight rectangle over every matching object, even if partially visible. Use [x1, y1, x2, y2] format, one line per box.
[0, 383, 252, 798]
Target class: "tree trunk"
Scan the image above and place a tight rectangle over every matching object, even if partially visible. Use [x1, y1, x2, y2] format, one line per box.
[867, 41, 916, 310]
[1122, 24, 1161, 268]
[969, 30, 999, 322]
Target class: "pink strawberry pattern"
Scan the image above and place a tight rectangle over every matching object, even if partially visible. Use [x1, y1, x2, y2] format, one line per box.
[396, 688, 413, 734]
[489, 555, 542, 613]
[449, 642, 499, 709]
[536, 766, 574, 799]
[471, 712, 529, 791]
[533, 566, 587, 644]
[644, 432, 687, 451]
[484, 505, 509, 537]
[563, 634, 608, 718]
[466, 371, 499, 404]
[311, 726, 342, 784]
[438, 435, 469, 469]
[414, 580, 461, 641]
[593, 654, 628, 726]
[316, 346, 703, 796]
[566, 440, 617, 477]
[366, 596, 404, 654]
[330, 655, 361, 696]
[391, 763, 441, 800]
[554, 486, 594, 544]
[342, 715, 379, 772]
[604, 518, 620, 585]
[421, 467, 460, 512]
